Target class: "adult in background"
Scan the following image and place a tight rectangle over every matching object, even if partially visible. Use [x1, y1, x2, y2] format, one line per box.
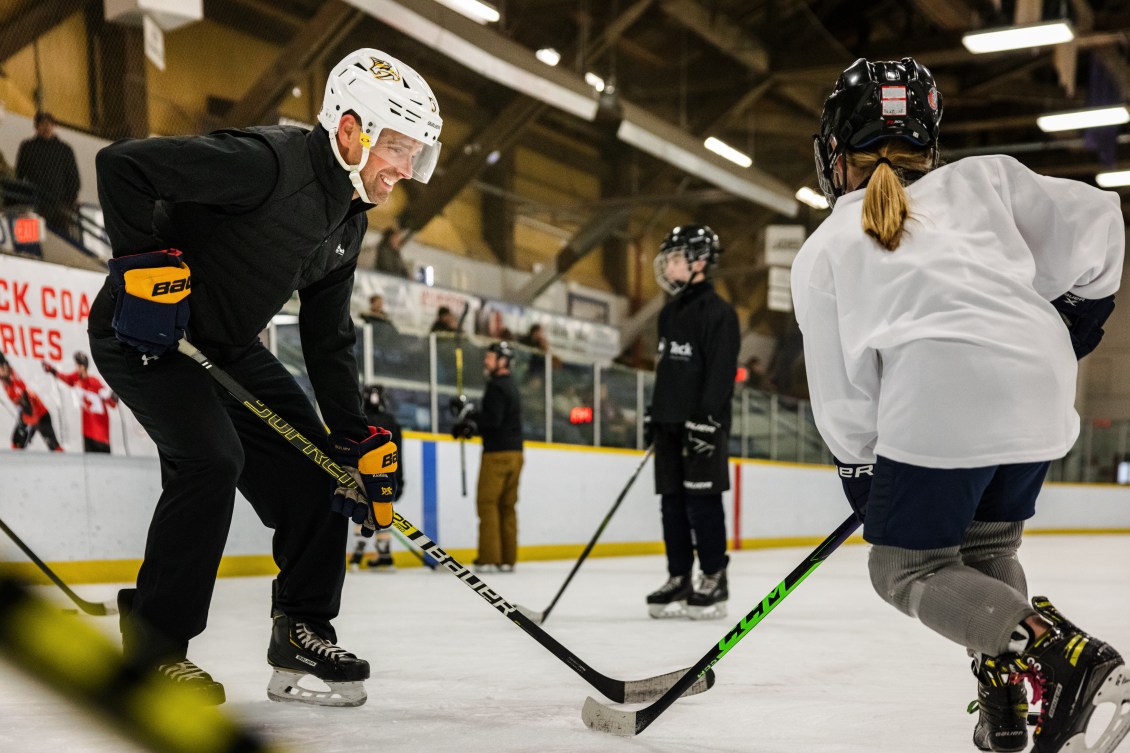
[88, 48, 441, 707]
[15, 112, 80, 242]
[42, 351, 118, 453]
[644, 225, 739, 620]
[452, 341, 524, 573]
[795, 57, 1126, 753]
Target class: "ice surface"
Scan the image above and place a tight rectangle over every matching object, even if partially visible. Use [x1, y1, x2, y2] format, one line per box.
[1, 535, 1127, 753]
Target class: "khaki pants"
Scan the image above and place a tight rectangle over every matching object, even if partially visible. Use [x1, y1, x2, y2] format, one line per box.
[476, 451, 524, 566]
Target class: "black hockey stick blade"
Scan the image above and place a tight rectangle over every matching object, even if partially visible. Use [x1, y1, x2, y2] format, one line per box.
[0, 517, 117, 616]
[582, 514, 861, 735]
[176, 338, 712, 703]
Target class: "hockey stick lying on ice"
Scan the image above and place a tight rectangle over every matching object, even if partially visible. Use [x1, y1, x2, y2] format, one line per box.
[583, 514, 861, 735]
[0, 516, 118, 616]
[517, 446, 652, 625]
[177, 338, 714, 703]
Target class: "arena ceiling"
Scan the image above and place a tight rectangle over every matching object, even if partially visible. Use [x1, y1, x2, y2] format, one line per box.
[5, 0, 1130, 313]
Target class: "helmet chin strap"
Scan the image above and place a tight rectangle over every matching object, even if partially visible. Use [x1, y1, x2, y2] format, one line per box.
[328, 128, 375, 203]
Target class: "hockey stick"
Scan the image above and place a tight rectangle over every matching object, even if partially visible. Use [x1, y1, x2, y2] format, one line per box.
[0, 516, 117, 616]
[176, 338, 714, 703]
[517, 446, 653, 624]
[390, 527, 435, 569]
[454, 303, 470, 498]
[583, 513, 861, 735]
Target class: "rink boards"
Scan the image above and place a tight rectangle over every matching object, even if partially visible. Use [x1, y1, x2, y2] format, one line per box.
[1, 437, 1128, 584]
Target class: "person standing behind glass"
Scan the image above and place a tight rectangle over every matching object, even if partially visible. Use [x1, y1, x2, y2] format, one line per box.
[15, 112, 80, 243]
[451, 341, 524, 573]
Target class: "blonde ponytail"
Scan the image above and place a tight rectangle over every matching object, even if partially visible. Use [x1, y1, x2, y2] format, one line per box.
[848, 144, 934, 252]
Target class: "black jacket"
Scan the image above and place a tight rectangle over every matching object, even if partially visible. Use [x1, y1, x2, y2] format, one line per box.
[476, 373, 523, 454]
[650, 281, 740, 428]
[90, 125, 370, 439]
[16, 135, 80, 204]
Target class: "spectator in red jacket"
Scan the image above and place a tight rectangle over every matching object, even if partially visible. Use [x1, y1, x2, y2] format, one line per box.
[0, 351, 62, 451]
[43, 351, 118, 453]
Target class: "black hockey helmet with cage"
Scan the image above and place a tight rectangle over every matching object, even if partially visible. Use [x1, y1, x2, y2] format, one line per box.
[487, 340, 515, 362]
[655, 225, 722, 295]
[814, 57, 942, 206]
[364, 383, 387, 411]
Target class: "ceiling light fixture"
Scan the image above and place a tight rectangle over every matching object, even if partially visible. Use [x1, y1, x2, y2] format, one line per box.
[432, 0, 499, 24]
[617, 103, 798, 216]
[1096, 170, 1130, 188]
[703, 137, 752, 168]
[535, 47, 561, 66]
[795, 186, 829, 210]
[1036, 105, 1130, 132]
[585, 72, 605, 92]
[349, 0, 599, 121]
[961, 21, 1074, 54]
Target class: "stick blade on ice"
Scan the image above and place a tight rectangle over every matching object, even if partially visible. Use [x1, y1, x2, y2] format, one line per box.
[623, 667, 714, 702]
[581, 696, 641, 736]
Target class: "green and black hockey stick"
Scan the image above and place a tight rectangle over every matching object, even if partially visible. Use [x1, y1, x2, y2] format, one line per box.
[176, 338, 714, 704]
[517, 446, 653, 625]
[583, 513, 861, 734]
[0, 516, 117, 616]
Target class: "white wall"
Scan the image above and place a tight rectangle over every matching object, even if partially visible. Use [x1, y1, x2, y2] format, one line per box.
[1, 441, 1127, 568]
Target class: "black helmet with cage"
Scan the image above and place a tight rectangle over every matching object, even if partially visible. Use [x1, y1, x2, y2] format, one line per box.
[654, 224, 722, 295]
[487, 340, 515, 363]
[814, 57, 943, 207]
[363, 384, 387, 412]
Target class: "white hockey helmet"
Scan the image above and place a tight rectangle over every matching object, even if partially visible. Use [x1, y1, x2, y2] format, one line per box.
[319, 48, 444, 198]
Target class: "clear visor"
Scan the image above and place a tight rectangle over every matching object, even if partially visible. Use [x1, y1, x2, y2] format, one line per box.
[653, 249, 689, 295]
[368, 128, 442, 184]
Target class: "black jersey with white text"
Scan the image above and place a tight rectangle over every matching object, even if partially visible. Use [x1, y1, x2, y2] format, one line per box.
[650, 281, 740, 427]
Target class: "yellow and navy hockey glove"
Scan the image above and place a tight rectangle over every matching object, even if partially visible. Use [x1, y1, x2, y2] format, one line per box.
[330, 426, 398, 535]
[107, 249, 191, 356]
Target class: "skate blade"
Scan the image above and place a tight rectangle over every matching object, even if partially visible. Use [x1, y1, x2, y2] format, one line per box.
[686, 602, 728, 620]
[648, 602, 687, 619]
[267, 670, 367, 708]
[1063, 663, 1130, 753]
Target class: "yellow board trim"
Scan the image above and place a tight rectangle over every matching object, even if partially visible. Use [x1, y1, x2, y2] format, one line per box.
[4, 529, 1126, 582]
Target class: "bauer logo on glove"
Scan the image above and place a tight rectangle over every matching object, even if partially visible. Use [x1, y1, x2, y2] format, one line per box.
[108, 249, 192, 356]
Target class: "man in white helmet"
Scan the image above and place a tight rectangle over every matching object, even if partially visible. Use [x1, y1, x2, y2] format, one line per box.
[87, 49, 442, 708]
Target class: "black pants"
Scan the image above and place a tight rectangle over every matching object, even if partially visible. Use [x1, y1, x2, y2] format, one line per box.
[12, 413, 60, 450]
[84, 437, 111, 453]
[90, 333, 347, 664]
[653, 424, 729, 576]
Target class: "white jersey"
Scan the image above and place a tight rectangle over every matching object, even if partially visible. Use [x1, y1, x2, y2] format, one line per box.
[791, 155, 1124, 468]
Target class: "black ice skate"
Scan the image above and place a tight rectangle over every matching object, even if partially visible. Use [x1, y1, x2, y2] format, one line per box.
[687, 568, 728, 620]
[368, 539, 394, 571]
[646, 574, 692, 619]
[267, 613, 370, 707]
[155, 659, 226, 705]
[1016, 597, 1130, 753]
[348, 541, 367, 570]
[968, 654, 1028, 752]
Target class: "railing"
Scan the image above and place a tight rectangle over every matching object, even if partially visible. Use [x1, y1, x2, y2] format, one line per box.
[268, 319, 834, 463]
[266, 320, 1130, 483]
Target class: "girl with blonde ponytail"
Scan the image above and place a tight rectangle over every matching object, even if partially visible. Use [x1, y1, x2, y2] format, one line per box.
[794, 57, 1128, 753]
